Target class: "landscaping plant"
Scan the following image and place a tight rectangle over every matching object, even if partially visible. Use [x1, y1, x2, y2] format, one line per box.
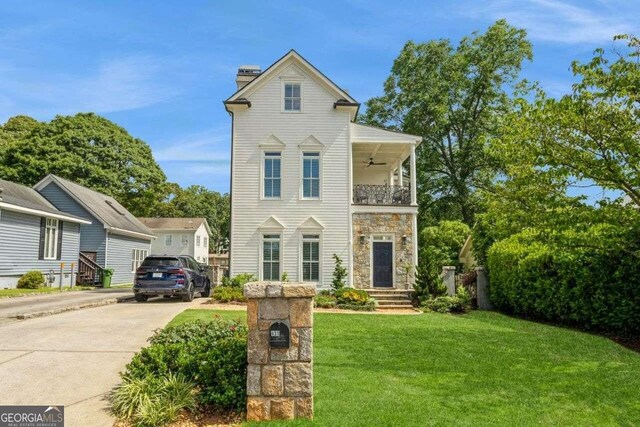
[331, 254, 347, 291]
[110, 373, 196, 427]
[113, 317, 248, 425]
[213, 273, 254, 303]
[17, 271, 45, 289]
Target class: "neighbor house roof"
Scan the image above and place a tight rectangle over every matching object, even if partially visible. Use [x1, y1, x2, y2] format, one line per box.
[33, 175, 155, 240]
[138, 217, 212, 236]
[0, 178, 90, 224]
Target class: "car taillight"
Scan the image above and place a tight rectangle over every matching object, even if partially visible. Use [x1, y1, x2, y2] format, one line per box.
[167, 268, 185, 276]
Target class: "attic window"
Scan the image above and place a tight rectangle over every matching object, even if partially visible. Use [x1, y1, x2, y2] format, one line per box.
[284, 83, 301, 112]
[106, 200, 125, 215]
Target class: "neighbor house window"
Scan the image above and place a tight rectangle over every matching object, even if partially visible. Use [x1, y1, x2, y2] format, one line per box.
[302, 152, 320, 199]
[284, 83, 301, 111]
[263, 152, 281, 199]
[203, 237, 208, 249]
[181, 234, 189, 246]
[262, 234, 281, 281]
[44, 218, 59, 260]
[131, 249, 148, 272]
[301, 234, 320, 282]
[196, 236, 201, 247]
[164, 234, 172, 246]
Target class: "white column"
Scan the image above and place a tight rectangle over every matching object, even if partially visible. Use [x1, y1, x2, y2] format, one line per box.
[397, 160, 403, 187]
[388, 168, 394, 186]
[410, 144, 417, 205]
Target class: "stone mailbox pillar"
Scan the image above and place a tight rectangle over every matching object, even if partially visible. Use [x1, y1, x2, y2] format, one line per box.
[244, 282, 316, 421]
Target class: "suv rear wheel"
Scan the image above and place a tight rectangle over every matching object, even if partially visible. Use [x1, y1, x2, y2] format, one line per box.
[182, 282, 195, 302]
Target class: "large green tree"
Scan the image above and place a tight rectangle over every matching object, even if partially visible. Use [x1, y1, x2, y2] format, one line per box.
[158, 184, 230, 253]
[0, 113, 167, 216]
[474, 34, 640, 263]
[361, 19, 532, 226]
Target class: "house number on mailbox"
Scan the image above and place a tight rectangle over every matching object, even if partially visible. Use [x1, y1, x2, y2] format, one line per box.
[269, 321, 290, 349]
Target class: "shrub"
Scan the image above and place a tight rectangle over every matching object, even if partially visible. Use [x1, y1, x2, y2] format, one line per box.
[314, 294, 337, 308]
[120, 318, 247, 413]
[212, 286, 246, 303]
[335, 288, 369, 305]
[110, 373, 197, 427]
[221, 273, 255, 289]
[331, 254, 347, 291]
[17, 271, 45, 289]
[422, 295, 467, 314]
[487, 228, 640, 335]
[335, 288, 375, 311]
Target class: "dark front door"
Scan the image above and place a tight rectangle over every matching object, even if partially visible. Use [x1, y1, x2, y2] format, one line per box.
[373, 242, 393, 287]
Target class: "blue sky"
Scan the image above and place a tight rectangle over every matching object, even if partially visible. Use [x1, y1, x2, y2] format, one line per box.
[0, 1, 636, 198]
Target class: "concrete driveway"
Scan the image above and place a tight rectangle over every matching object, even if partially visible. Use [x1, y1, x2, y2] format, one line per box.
[0, 297, 204, 427]
[0, 288, 133, 321]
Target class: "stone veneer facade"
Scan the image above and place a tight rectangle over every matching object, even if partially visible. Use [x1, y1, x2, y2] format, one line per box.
[244, 282, 316, 421]
[352, 212, 415, 289]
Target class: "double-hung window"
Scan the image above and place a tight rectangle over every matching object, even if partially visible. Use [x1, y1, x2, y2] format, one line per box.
[301, 234, 320, 282]
[196, 236, 201, 247]
[284, 83, 301, 112]
[44, 218, 59, 260]
[164, 234, 172, 246]
[181, 234, 189, 246]
[263, 152, 281, 199]
[302, 152, 320, 199]
[131, 249, 148, 272]
[262, 234, 281, 281]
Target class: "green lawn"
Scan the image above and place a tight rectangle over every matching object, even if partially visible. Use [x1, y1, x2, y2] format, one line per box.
[0, 286, 94, 298]
[170, 309, 640, 426]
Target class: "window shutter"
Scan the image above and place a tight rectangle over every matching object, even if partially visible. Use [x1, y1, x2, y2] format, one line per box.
[38, 217, 46, 260]
[56, 221, 64, 260]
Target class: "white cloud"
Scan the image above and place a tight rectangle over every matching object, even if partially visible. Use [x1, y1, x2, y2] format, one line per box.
[0, 55, 180, 122]
[153, 129, 230, 162]
[461, 0, 633, 44]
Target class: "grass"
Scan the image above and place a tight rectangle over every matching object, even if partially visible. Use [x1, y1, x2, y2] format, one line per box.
[169, 309, 640, 426]
[0, 286, 95, 298]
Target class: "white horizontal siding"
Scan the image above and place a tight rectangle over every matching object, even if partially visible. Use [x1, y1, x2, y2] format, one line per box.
[0, 209, 81, 288]
[230, 63, 351, 287]
[149, 231, 194, 257]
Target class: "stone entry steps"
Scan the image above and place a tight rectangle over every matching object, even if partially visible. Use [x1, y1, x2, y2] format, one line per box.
[365, 289, 414, 310]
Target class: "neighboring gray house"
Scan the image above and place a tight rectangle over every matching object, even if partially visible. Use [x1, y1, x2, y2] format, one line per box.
[0, 178, 90, 289]
[34, 175, 156, 286]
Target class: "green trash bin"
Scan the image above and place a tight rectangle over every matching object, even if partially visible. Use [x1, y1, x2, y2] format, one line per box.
[102, 269, 114, 288]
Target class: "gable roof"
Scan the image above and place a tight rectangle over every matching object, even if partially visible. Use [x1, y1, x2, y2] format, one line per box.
[138, 217, 212, 235]
[34, 175, 155, 240]
[0, 178, 90, 224]
[225, 49, 359, 107]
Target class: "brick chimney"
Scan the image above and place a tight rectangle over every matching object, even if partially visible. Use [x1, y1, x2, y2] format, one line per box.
[236, 65, 261, 89]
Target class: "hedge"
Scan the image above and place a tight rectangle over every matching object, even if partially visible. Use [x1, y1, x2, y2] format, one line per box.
[487, 230, 640, 335]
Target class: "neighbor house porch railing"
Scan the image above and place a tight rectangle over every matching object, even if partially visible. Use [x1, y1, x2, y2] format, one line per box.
[353, 184, 411, 205]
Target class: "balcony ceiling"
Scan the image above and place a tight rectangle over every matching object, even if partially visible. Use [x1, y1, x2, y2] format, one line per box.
[352, 142, 412, 170]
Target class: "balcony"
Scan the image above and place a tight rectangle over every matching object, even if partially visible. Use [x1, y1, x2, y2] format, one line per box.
[353, 184, 411, 206]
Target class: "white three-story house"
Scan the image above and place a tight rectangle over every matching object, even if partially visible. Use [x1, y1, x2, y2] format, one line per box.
[224, 50, 421, 290]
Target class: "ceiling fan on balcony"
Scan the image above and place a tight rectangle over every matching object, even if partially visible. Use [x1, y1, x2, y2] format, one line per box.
[364, 157, 387, 167]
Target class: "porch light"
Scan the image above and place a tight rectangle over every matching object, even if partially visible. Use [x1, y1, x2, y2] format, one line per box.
[402, 235, 408, 246]
[359, 234, 366, 245]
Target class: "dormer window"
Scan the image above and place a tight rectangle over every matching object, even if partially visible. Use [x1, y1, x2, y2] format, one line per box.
[284, 83, 301, 112]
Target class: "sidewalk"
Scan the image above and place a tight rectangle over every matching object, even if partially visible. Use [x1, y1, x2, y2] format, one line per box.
[0, 288, 134, 321]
